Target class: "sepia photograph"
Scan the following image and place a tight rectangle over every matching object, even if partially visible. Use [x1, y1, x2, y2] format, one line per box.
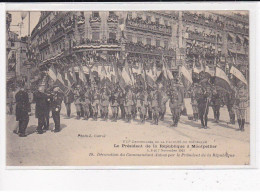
[5, 10, 250, 166]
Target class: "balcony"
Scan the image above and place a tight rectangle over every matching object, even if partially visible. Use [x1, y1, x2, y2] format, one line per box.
[50, 27, 65, 43]
[38, 40, 49, 51]
[187, 32, 219, 44]
[225, 24, 249, 35]
[125, 42, 175, 57]
[77, 15, 85, 26]
[107, 14, 118, 23]
[227, 42, 247, 55]
[64, 19, 75, 33]
[126, 18, 172, 36]
[89, 16, 101, 23]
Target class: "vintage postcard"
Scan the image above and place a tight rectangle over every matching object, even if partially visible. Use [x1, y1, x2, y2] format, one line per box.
[5, 8, 252, 167]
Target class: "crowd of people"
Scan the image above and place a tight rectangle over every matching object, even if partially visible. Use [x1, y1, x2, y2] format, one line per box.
[10, 70, 248, 137]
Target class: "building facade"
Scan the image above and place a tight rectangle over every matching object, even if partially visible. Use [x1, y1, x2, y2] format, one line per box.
[30, 11, 249, 78]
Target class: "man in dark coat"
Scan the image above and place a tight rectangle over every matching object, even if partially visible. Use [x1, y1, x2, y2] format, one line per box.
[15, 83, 31, 137]
[33, 85, 49, 134]
[211, 87, 222, 123]
[197, 86, 211, 129]
[64, 88, 74, 118]
[51, 87, 63, 132]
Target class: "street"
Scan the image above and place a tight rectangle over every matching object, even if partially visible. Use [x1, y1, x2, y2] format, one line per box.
[6, 103, 250, 166]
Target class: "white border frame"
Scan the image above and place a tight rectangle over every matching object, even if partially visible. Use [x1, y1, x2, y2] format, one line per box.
[0, 2, 258, 171]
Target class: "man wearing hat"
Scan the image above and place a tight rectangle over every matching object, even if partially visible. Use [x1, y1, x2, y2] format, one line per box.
[136, 86, 148, 123]
[118, 87, 126, 120]
[151, 84, 160, 125]
[110, 85, 120, 122]
[159, 84, 168, 121]
[100, 86, 110, 121]
[64, 88, 74, 118]
[73, 84, 83, 120]
[124, 86, 134, 122]
[82, 85, 91, 120]
[91, 84, 100, 121]
[33, 84, 49, 134]
[51, 87, 63, 132]
[197, 85, 210, 129]
[191, 83, 199, 121]
[211, 86, 221, 123]
[15, 82, 31, 137]
[225, 90, 236, 125]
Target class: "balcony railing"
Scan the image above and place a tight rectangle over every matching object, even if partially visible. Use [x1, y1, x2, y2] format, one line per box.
[188, 32, 219, 44]
[64, 19, 75, 33]
[125, 42, 175, 57]
[38, 40, 49, 50]
[225, 25, 249, 35]
[50, 27, 65, 43]
[89, 16, 101, 23]
[107, 14, 118, 23]
[126, 18, 172, 36]
[77, 15, 85, 26]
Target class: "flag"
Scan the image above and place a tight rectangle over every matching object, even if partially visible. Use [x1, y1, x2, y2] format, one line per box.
[145, 69, 156, 87]
[230, 66, 247, 85]
[162, 58, 173, 80]
[214, 67, 231, 91]
[205, 66, 214, 77]
[121, 67, 132, 85]
[180, 65, 193, 84]
[48, 66, 57, 81]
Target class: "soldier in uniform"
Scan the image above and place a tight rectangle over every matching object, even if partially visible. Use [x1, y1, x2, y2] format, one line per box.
[124, 86, 134, 122]
[44, 88, 52, 130]
[15, 82, 31, 137]
[82, 85, 91, 120]
[73, 85, 83, 120]
[64, 88, 74, 118]
[225, 90, 236, 125]
[33, 84, 49, 134]
[91, 84, 100, 121]
[151, 84, 160, 125]
[110, 84, 120, 122]
[118, 88, 126, 120]
[211, 86, 221, 123]
[136, 86, 148, 123]
[234, 83, 248, 131]
[190, 84, 199, 121]
[100, 86, 110, 121]
[147, 87, 153, 120]
[159, 85, 169, 121]
[168, 85, 183, 127]
[197, 85, 211, 129]
[50, 87, 63, 132]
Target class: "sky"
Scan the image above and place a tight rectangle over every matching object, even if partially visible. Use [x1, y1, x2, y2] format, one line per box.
[8, 11, 41, 38]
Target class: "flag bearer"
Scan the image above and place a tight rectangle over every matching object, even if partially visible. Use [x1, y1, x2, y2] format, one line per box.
[211, 86, 221, 123]
[110, 85, 120, 122]
[100, 86, 110, 121]
[190, 84, 199, 121]
[225, 90, 236, 125]
[118, 87, 126, 120]
[82, 85, 91, 120]
[151, 85, 160, 125]
[124, 86, 134, 122]
[136, 86, 147, 123]
[168, 85, 182, 127]
[73, 85, 83, 120]
[51, 87, 63, 132]
[91, 84, 100, 121]
[197, 86, 210, 129]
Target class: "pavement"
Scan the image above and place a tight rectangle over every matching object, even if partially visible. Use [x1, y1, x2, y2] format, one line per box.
[6, 103, 250, 166]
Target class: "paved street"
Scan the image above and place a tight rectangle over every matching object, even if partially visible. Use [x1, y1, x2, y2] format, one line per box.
[6, 103, 250, 166]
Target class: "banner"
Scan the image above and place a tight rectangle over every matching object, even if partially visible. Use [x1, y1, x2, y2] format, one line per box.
[180, 65, 193, 84]
[230, 66, 247, 85]
[47, 66, 57, 81]
[214, 67, 231, 91]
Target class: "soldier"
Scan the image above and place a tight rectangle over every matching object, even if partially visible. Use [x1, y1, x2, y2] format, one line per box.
[190, 84, 199, 121]
[33, 84, 49, 134]
[100, 86, 110, 121]
[234, 83, 248, 131]
[50, 87, 63, 132]
[159, 85, 169, 121]
[82, 85, 91, 120]
[124, 86, 134, 122]
[110, 84, 120, 122]
[44, 88, 52, 130]
[151, 85, 160, 125]
[64, 88, 74, 118]
[136, 86, 148, 123]
[225, 90, 236, 125]
[91, 84, 100, 121]
[168, 85, 183, 127]
[147, 87, 153, 120]
[131, 86, 138, 120]
[211, 86, 221, 123]
[15, 82, 31, 137]
[197, 85, 211, 129]
[73, 85, 83, 120]
[118, 88, 126, 120]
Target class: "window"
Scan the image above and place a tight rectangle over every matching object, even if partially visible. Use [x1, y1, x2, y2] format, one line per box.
[11, 41, 14, 47]
[109, 32, 116, 40]
[127, 34, 132, 42]
[164, 41, 168, 49]
[137, 37, 143, 44]
[146, 38, 151, 45]
[156, 39, 160, 47]
[92, 11, 99, 18]
[109, 11, 115, 16]
[155, 17, 160, 24]
[92, 31, 100, 41]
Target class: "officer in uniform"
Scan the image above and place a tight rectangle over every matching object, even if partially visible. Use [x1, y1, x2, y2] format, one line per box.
[33, 84, 49, 134]
[234, 83, 248, 131]
[225, 90, 236, 125]
[190, 84, 199, 121]
[211, 86, 221, 123]
[197, 85, 211, 129]
[64, 88, 74, 118]
[159, 85, 169, 121]
[91, 84, 100, 121]
[82, 85, 91, 120]
[15, 82, 31, 137]
[136, 86, 148, 123]
[73, 85, 83, 120]
[50, 87, 63, 132]
[110, 84, 120, 122]
[124, 86, 134, 122]
[100, 86, 110, 121]
[118, 88, 126, 120]
[151, 84, 160, 125]
[168, 85, 182, 127]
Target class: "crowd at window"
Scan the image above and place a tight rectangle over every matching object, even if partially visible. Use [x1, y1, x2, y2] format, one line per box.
[186, 27, 222, 43]
[126, 15, 172, 35]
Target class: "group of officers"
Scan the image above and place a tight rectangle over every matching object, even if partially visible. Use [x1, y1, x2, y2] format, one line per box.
[13, 74, 248, 137]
